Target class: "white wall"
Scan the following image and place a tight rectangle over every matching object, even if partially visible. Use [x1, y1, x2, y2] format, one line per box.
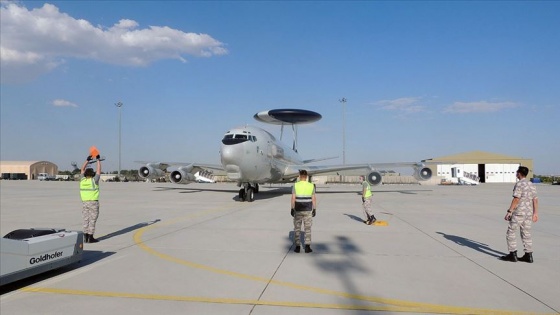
[484, 164, 519, 183]
[437, 163, 519, 183]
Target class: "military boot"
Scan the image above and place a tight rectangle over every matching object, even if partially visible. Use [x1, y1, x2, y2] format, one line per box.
[294, 245, 301, 253]
[500, 251, 518, 262]
[84, 234, 90, 243]
[88, 234, 99, 243]
[305, 245, 313, 253]
[518, 252, 533, 263]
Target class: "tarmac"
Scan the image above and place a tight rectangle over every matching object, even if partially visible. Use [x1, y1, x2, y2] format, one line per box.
[1, 180, 559, 315]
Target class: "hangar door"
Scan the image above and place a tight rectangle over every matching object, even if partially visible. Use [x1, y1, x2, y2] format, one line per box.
[484, 164, 519, 183]
[437, 163, 519, 183]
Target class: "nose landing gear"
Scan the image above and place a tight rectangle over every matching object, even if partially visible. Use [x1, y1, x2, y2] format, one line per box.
[238, 183, 259, 202]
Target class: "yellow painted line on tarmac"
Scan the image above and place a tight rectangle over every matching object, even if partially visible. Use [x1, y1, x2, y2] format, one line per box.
[17, 206, 551, 315]
[21, 287, 550, 315]
[18, 287, 416, 313]
[127, 211, 543, 315]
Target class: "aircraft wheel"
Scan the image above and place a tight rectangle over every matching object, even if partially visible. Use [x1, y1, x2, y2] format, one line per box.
[246, 187, 254, 202]
[239, 188, 246, 201]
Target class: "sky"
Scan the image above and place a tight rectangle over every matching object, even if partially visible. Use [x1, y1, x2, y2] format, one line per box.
[1, 1, 559, 175]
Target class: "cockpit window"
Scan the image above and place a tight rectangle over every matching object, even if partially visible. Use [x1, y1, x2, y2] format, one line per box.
[222, 133, 249, 145]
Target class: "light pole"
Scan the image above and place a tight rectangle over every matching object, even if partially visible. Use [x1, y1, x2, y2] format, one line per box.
[339, 98, 347, 165]
[115, 101, 123, 180]
[339, 98, 347, 184]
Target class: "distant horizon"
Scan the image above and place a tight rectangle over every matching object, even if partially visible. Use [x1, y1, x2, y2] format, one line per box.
[3, 149, 558, 177]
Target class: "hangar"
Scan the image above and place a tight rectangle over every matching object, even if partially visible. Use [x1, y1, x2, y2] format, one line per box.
[0, 161, 58, 180]
[424, 151, 533, 184]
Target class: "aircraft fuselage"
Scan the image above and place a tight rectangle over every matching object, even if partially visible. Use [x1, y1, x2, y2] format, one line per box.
[220, 126, 302, 184]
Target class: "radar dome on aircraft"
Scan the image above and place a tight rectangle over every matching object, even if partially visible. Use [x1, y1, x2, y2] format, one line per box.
[253, 109, 322, 125]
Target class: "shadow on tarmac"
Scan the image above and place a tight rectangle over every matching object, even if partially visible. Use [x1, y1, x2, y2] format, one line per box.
[0, 251, 115, 295]
[286, 232, 365, 255]
[97, 219, 161, 241]
[153, 185, 430, 200]
[344, 213, 366, 223]
[153, 186, 238, 193]
[286, 231, 380, 315]
[153, 186, 291, 201]
[436, 232, 506, 258]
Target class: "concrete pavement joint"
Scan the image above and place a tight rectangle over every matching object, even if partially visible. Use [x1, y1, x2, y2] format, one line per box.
[12, 201, 554, 315]
[393, 213, 559, 314]
[127, 209, 545, 315]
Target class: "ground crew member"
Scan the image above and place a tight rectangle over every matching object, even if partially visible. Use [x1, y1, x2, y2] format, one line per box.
[360, 175, 377, 225]
[500, 166, 539, 263]
[291, 170, 316, 253]
[80, 155, 102, 243]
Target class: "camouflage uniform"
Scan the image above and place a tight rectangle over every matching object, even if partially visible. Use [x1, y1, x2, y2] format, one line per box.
[362, 180, 375, 222]
[292, 181, 315, 246]
[294, 211, 313, 246]
[506, 178, 538, 253]
[82, 201, 100, 234]
[80, 174, 101, 234]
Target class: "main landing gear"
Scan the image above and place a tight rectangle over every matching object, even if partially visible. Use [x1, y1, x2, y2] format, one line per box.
[238, 183, 259, 202]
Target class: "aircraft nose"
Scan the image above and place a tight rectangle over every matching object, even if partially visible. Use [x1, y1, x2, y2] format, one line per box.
[221, 145, 243, 180]
[220, 145, 240, 166]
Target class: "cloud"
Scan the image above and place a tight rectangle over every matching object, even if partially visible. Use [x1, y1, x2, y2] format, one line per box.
[444, 101, 518, 113]
[376, 97, 426, 114]
[0, 2, 228, 83]
[52, 99, 78, 108]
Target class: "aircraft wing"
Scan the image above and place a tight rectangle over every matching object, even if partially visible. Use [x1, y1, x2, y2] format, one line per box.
[285, 162, 434, 185]
[135, 161, 225, 183]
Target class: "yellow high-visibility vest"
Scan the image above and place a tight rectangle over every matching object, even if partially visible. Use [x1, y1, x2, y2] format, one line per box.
[294, 181, 314, 211]
[80, 177, 99, 201]
[363, 181, 372, 198]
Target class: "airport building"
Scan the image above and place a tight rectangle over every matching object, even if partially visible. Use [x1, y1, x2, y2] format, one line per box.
[424, 151, 533, 184]
[1, 150, 532, 184]
[0, 161, 58, 180]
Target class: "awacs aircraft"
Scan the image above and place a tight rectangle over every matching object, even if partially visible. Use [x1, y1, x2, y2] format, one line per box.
[137, 109, 433, 202]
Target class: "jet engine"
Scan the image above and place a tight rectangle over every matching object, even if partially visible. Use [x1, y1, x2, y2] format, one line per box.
[169, 166, 196, 184]
[138, 164, 164, 180]
[366, 171, 383, 186]
[413, 166, 433, 181]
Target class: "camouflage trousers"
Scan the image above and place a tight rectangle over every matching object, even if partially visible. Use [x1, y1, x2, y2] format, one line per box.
[362, 196, 374, 220]
[293, 211, 313, 246]
[82, 201, 100, 234]
[506, 211, 533, 253]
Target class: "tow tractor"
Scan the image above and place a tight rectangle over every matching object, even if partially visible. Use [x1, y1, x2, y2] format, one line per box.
[1, 228, 84, 286]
